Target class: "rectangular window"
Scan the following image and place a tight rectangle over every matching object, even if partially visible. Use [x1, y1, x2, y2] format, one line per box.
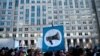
[37, 6, 40, 17]
[13, 28, 17, 32]
[78, 26, 81, 30]
[75, 0, 79, 8]
[24, 40, 28, 46]
[48, 0, 51, 3]
[31, 6, 35, 11]
[26, 9, 29, 13]
[85, 33, 88, 35]
[7, 22, 11, 26]
[72, 26, 76, 30]
[37, 0, 40, 3]
[54, 16, 58, 19]
[25, 28, 28, 31]
[26, 0, 29, 4]
[0, 28, 4, 31]
[48, 16, 52, 19]
[0, 21, 4, 26]
[9, 2, 12, 9]
[31, 0, 35, 3]
[15, 0, 18, 7]
[25, 34, 28, 37]
[79, 32, 82, 35]
[37, 19, 40, 25]
[9, 6, 12, 9]
[83, 21, 86, 24]
[3, 2, 6, 9]
[80, 0, 84, 8]
[14, 11, 18, 15]
[6, 27, 10, 31]
[31, 40, 34, 45]
[89, 26, 93, 29]
[0, 17, 5, 20]
[89, 21, 92, 24]
[25, 9, 29, 19]
[54, 10, 57, 14]
[2, 10, 6, 14]
[31, 13, 35, 17]
[76, 10, 79, 13]
[59, 1, 62, 6]
[9, 2, 12, 6]
[7, 16, 12, 20]
[85, 0, 89, 8]
[14, 16, 17, 21]
[20, 11, 24, 14]
[53, 0, 57, 6]
[31, 34, 34, 37]
[69, 0, 73, 8]
[8, 11, 12, 14]
[84, 26, 87, 29]
[13, 34, 16, 37]
[37, 27, 40, 31]
[42, 0, 46, 3]
[19, 34, 22, 37]
[0, 2, 1, 6]
[43, 13, 46, 16]
[59, 10, 62, 13]
[31, 18, 35, 25]
[25, 20, 29, 24]
[42, 6, 46, 11]
[19, 17, 23, 20]
[20, 6, 24, 9]
[21, 0, 24, 4]
[66, 26, 70, 30]
[67, 33, 70, 36]
[64, 0, 67, 5]
[43, 19, 46, 25]
[19, 28, 22, 31]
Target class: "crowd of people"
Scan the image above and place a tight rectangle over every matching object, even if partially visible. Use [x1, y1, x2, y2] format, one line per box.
[0, 46, 100, 56]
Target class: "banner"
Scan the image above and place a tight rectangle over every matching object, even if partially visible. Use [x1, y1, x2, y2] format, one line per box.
[42, 25, 65, 52]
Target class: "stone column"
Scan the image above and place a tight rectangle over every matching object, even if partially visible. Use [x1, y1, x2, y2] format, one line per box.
[71, 39, 74, 47]
[77, 38, 79, 45]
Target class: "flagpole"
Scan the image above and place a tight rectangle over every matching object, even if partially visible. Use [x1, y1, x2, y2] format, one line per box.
[51, 20, 55, 56]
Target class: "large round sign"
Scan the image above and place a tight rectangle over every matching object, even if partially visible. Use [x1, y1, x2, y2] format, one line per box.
[44, 29, 62, 47]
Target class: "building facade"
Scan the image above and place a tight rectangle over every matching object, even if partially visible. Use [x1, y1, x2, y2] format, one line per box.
[93, 0, 100, 47]
[0, 0, 99, 48]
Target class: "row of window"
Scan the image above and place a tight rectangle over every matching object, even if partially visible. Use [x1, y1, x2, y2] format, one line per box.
[0, 2, 12, 9]
[20, 0, 46, 4]
[47, 20, 94, 25]
[52, 0, 90, 8]
[19, 40, 35, 46]
[0, 27, 41, 32]
[67, 38, 96, 46]
[1, 10, 12, 15]
[52, 10, 91, 14]
[0, 31, 95, 38]
[66, 32, 95, 36]
[66, 26, 95, 30]
[0, 25, 96, 33]
[0, 21, 12, 26]
[5, 32, 95, 38]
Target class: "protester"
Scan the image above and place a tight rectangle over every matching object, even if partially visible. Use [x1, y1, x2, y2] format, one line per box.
[0, 46, 99, 56]
[94, 48, 100, 56]
[34, 49, 42, 56]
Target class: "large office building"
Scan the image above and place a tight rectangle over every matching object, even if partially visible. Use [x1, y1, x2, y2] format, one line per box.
[0, 0, 99, 48]
[92, 0, 100, 47]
